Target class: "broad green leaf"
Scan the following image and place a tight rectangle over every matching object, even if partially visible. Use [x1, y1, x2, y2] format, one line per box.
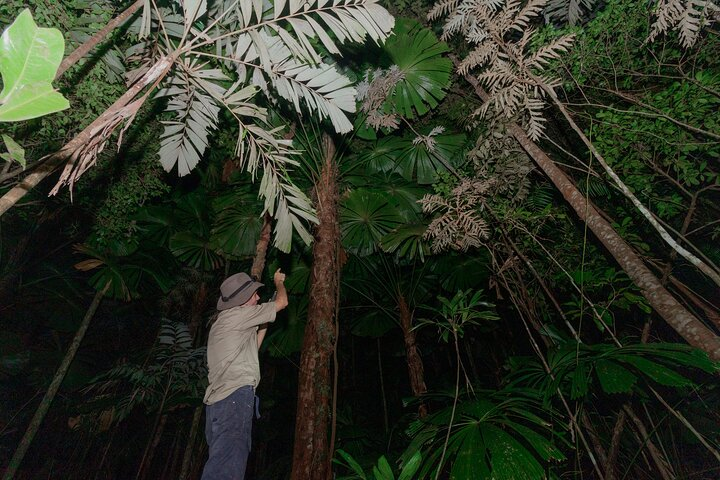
[595, 359, 637, 394]
[450, 427, 490, 479]
[380, 223, 429, 262]
[0, 9, 69, 122]
[350, 310, 396, 338]
[395, 131, 466, 184]
[265, 297, 307, 357]
[623, 356, 694, 387]
[397, 451, 421, 480]
[373, 456, 394, 480]
[485, 424, 545, 480]
[334, 449, 368, 479]
[570, 363, 589, 399]
[1, 134, 25, 168]
[169, 231, 223, 270]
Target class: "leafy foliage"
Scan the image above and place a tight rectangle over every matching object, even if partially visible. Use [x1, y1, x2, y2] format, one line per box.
[83, 320, 207, 424]
[401, 388, 566, 479]
[0, 9, 69, 121]
[509, 342, 718, 401]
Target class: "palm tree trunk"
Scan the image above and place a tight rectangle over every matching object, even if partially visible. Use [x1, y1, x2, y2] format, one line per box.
[2, 283, 109, 480]
[463, 76, 720, 361]
[398, 294, 428, 417]
[290, 135, 339, 480]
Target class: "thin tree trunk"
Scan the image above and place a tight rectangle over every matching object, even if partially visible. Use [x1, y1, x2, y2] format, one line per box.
[398, 294, 428, 417]
[2, 283, 109, 480]
[463, 76, 720, 360]
[250, 213, 273, 279]
[605, 410, 626, 480]
[623, 405, 675, 480]
[138, 413, 168, 480]
[179, 406, 203, 480]
[56, 0, 145, 79]
[377, 338, 389, 433]
[290, 135, 338, 480]
[0, 56, 174, 217]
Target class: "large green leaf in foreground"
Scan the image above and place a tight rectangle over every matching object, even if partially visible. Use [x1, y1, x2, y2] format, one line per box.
[0, 9, 69, 122]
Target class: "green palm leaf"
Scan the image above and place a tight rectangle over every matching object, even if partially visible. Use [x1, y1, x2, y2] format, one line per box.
[383, 19, 452, 118]
[396, 131, 466, 184]
[404, 388, 565, 479]
[380, 223, 430, 262]
[210, 188, 264, 257]
[341, 189, 403, 256]
[169, 231, 223, 270]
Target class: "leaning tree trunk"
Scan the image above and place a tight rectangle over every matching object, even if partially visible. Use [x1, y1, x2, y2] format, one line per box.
[290, 135, 339, 480]
[464, 76, 720, 361]
[0, 55, 174, 217]
[2, 283, 109, 480]
[56, 0, 145, 79]
[398, 294, 428, 418]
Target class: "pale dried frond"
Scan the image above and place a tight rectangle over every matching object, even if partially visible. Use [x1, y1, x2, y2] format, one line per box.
[544, 0, 596, 26]
[525, 34, 576, 70]
[358, 65, 405, 131]
[433, 0, 575, 139]
[648, 0, 718, 48]
[413, 126, 446, 151]
[156, 61, 223, 176]
[421, 178, 493, 253]
[511, 0, 548, 32]
[428, 0, 463, 21]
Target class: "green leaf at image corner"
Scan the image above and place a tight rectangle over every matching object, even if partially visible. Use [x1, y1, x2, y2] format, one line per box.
[1, 134, 26, 168]
[0, 9, 69, 122]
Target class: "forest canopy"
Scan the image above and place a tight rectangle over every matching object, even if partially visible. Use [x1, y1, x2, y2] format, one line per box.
[1, 0, 719, 479]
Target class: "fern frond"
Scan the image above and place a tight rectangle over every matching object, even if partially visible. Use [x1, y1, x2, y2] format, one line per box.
[648, 0, 718, 48]
[526, 34, 576, 70]
[511, 0, 547, 32]
[428, 0, 462, 20]
[544, 0, 596, 26]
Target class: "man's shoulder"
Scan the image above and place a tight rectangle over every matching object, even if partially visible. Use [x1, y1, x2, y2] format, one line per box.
[218, 302, 274, 320]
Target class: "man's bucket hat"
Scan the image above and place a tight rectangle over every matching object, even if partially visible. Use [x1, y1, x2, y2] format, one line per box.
[217, 272, 263, 311]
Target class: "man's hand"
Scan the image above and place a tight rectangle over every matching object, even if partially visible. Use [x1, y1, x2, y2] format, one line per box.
[273, 268, 288, 312]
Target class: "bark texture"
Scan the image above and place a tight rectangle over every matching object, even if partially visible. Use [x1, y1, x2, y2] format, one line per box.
[290, 135, 339, 480]
[463, 76, 720, 360]
[250, 213, 273, 280]
[398, 294, 428, 417]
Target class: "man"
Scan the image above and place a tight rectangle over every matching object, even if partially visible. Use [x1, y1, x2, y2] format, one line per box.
[201, 269, 288, 480]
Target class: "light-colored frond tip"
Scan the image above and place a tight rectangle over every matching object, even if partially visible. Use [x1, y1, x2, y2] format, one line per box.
[648, 0, 718, 48]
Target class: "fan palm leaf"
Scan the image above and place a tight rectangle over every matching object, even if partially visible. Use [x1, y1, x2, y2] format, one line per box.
[340, 189, 403, 256]
[383, 19, 453, 118]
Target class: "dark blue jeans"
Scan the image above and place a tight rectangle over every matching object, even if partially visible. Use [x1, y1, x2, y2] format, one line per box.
[201, 386, 255, 480]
